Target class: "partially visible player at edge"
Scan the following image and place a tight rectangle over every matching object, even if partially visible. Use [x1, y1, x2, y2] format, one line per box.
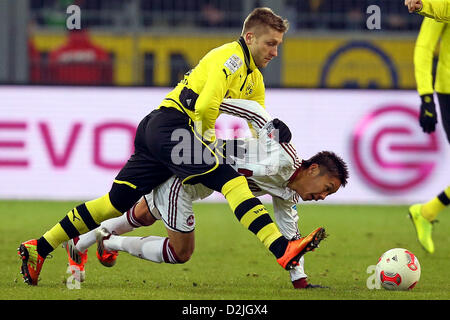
[408, 15, 450, 253]
[405, 0, 450, 22]
[18, 7, 326, 285]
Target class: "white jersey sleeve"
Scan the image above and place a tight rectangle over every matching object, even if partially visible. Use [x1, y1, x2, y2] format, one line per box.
[219, 98, 272, 131]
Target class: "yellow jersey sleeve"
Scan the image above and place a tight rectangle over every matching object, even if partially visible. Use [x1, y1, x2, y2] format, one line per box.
[419, 0, 450, 22]
[414, 17, 445, 95]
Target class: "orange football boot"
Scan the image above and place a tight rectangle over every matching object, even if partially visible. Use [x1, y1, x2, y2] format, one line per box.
[63, 238, 88, 282]
[18, 239, 46, 286]
[95, 227, 118, 267]
[277, 227, 327, 270]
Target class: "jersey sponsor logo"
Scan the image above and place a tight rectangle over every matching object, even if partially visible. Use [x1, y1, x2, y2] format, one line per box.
[224, 54, 243, 74]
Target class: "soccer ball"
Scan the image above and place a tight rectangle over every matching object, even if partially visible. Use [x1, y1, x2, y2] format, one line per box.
[375, 248, 421, 291]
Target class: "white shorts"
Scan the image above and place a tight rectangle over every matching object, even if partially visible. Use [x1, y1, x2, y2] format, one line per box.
[144, 176, 197, 233]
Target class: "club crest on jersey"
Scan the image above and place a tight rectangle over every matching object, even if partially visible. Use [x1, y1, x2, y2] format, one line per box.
[245, 81, 254, 96]
[186, 214, 195, 227]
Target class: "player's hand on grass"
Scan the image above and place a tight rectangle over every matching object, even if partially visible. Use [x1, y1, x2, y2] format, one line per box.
[419, 94, 437, 133]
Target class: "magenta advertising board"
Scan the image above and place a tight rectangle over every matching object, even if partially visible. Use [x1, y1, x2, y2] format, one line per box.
[1, 86, 448, 203]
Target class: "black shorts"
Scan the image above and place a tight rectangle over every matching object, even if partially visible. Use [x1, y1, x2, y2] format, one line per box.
[437, 93, 450, 144]
[111, 107, 227, 211]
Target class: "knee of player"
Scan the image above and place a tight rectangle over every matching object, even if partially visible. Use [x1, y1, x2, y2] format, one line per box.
[134, 198, 156, 226]
[174, 246, 194, 263]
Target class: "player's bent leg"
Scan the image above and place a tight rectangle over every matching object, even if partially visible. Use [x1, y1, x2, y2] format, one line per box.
[18, 193, 123, 285]
[221, 175, 327, 269]
[166, 228, 195, 263]
[197, 166, 287, 259]
[132, 197, 157, 227]
[91, 193, 161, 269]
[196, 165, 326, 269]
[96, 227, 192, 265]
[39, 192, 126, 257]
[73, 196, 155, 254]
[18, 182, 142, 285]
[96, 199, 158, 267]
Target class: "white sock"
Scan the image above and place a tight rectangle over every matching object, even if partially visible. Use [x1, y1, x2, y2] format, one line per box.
[75, 229, 97, 252]
[104, 235, 180, 264]
[290, 256, 307, 281]
[75, 212, 136, 252]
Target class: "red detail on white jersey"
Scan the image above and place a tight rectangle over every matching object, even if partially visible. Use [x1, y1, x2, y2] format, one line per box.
[238, 168, 253, 177]
[288, 168, 301, 183]
[220, 102, 267, 129]
[280, 143, 302, 168]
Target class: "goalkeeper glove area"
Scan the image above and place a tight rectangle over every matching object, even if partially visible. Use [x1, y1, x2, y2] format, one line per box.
[272, 118, 292, 143]
[419, 94, 437, 133]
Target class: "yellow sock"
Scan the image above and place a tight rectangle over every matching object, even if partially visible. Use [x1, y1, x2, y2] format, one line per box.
[422, 186, 450, 222]
[221, 176, 254, 211]
[43, 193, 122, 249]
[221, 176, 284, 253]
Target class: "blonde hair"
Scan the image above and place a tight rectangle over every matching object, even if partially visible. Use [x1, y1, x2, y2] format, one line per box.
[241, 7, 289, 36]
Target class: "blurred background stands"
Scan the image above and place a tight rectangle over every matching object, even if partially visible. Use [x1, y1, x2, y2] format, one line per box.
[1, 0, 425, 88]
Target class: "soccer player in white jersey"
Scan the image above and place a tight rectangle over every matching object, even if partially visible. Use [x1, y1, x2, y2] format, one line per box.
[65, 99, 349, 289]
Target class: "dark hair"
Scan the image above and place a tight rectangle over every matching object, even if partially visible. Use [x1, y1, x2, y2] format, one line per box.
[302, 151, 349, 187]
[241, 7, 289, 35]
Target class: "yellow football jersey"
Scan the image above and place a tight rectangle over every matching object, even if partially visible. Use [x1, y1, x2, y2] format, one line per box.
[419, 0, 450, 22]
[158, 37, 265, 142]
[414, 17, 450, 95]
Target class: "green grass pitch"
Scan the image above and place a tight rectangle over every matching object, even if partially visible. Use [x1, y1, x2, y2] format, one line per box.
[0, 200, 449, 300]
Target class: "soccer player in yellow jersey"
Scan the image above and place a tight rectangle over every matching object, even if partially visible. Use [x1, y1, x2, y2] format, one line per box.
[18, 8, 326, 286]
[406, 0, 450, 22]
[408, 16, 450, 254]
